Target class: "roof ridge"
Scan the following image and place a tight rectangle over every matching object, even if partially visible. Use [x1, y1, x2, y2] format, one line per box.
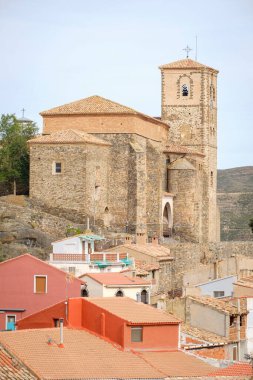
[0, 253, 84, 284]
[159, 58, 218, 73]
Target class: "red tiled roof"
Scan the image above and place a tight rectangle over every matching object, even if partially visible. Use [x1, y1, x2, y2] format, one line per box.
[189, 296, 245, 314]
[0, 328, 164, 379]
[0, 345, 37, 379]
[40, 95, 168, 128]
[139, 350, 214, 377]
[208, 362, 253, 376]
[159, 58, 218, 73]
[28, 129, 111, 146]
[86, 297, 180, 324]
[83, 272, 151, 286]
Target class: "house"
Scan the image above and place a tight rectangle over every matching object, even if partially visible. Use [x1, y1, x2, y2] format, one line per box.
[0, 327, 232, 380]
[0, 254, 83, 331]
[181, 324, 230, 360]
[4, 297, 252, 379]
[48, 234, 132, 277]
[79, 272, 151, 303]
[17, 296, 180, 350]
[167, 295, 248, 361]
[106, 237, 173, 297]
[193, 275, 237, 298]
[234, 276, 253, 297]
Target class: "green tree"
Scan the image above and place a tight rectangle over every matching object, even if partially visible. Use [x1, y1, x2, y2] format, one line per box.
[0, 114, 38, 195]
[249, 219, 253, 233]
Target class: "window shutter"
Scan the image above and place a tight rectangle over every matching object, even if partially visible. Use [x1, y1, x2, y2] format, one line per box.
[36, 276, 46, 293]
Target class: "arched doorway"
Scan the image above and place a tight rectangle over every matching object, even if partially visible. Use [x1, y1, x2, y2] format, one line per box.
[163, 202, 172, 237]
[115, 290, 124, 297]
[141, 289, 148, 304]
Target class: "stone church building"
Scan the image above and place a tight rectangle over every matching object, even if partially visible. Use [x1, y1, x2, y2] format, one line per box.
[29, 58, 220, 243]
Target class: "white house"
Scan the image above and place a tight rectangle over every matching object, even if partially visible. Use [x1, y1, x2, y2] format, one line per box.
[79, 272, 152, 304]
[48, 234, 132, 277]
[195, 275, 237, 298]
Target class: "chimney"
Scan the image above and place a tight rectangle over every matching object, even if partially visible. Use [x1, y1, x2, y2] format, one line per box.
[58, 318, 64, 348]
[136, 232, 146, 245]
[152, 236, 159, 245]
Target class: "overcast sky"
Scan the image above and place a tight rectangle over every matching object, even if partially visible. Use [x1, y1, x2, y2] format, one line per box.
[0, 0, 252, 169]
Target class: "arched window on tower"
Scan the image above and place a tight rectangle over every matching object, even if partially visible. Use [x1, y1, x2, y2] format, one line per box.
[182, 84, 189, 97]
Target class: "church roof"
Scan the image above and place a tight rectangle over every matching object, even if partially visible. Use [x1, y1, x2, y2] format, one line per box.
[40, 95, 169, 128]
[40, 95, 139, 116]
[159, 58, 218, 73]
[28, 129, 111, 146]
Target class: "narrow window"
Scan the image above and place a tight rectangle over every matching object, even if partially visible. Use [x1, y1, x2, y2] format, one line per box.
[55, 162, 62, 174]
[233, 346, 237, 361]
[131, 326, 143, 342]
[53, 318, 60, 327]
[34, 275, 47, 293]
[182, 84, 189, 96]
[210, 171, 213, 186]
[115, 290, 124, 297]
[230, 316, 236, 327]
[69, 267, 76, 275]
[213, 291, 225, 298]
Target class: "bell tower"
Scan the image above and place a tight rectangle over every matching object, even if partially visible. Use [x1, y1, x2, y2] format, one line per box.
[160, 57, 219, 243]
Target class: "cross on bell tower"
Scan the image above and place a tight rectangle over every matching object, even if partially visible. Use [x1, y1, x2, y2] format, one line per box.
[183, 45, 192, 58]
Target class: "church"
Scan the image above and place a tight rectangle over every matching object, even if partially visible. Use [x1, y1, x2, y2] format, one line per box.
[29, 58, 220, 243]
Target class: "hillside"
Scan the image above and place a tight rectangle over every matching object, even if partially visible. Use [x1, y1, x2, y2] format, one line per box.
[0, 196, 85, 262]
[217, 166, 253, 241]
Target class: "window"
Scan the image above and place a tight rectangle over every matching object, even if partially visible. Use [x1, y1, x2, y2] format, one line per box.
[182, 84, 189, 96]
[210, 171, 213, 186]
[53, 318, 60, 327]
[34, 275, 47, 293]
[115, 290, 124, 297]
[55, 162, 62, 173]
[230, 316, 236, 327]
[131, 327, 143, 342]
[81, 288, 89, 297]
[233, 346, 237, 361]
[69, 267, 76, 275]
[213, 291, 225, 298]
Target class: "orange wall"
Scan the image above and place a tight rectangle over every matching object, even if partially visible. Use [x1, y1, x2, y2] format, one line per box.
[17, 301, 66, 329]
[81, 299, 125, 347]
[17, 298, 179, 351]
[42, 114, 168, 142]
[125, 324, 179, 350]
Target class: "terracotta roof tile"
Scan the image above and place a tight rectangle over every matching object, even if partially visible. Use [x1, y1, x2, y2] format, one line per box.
[40, 95, 140, 116]
[86, 297, 180, 324]
[28, 129, 111, 146]
[139, 350, 214, 377]
[0, 345, 37, 379]
[189, 296, 246, 315]
[135, 260, 160, 271]
[83, 272, 151, 286]
[117, 244, 173, 260]
[159, 58, 218, 73]
[208, 362, 253, 376]
[0, 328, 164, 379]
[181, 324, 229, 345]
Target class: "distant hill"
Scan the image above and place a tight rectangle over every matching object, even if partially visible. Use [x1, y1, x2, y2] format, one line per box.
[217, 166, 253, 241]
[217, 166, 253, 193]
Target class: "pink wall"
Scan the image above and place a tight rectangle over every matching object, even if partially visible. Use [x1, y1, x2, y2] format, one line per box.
[0, 255, 82, 330]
